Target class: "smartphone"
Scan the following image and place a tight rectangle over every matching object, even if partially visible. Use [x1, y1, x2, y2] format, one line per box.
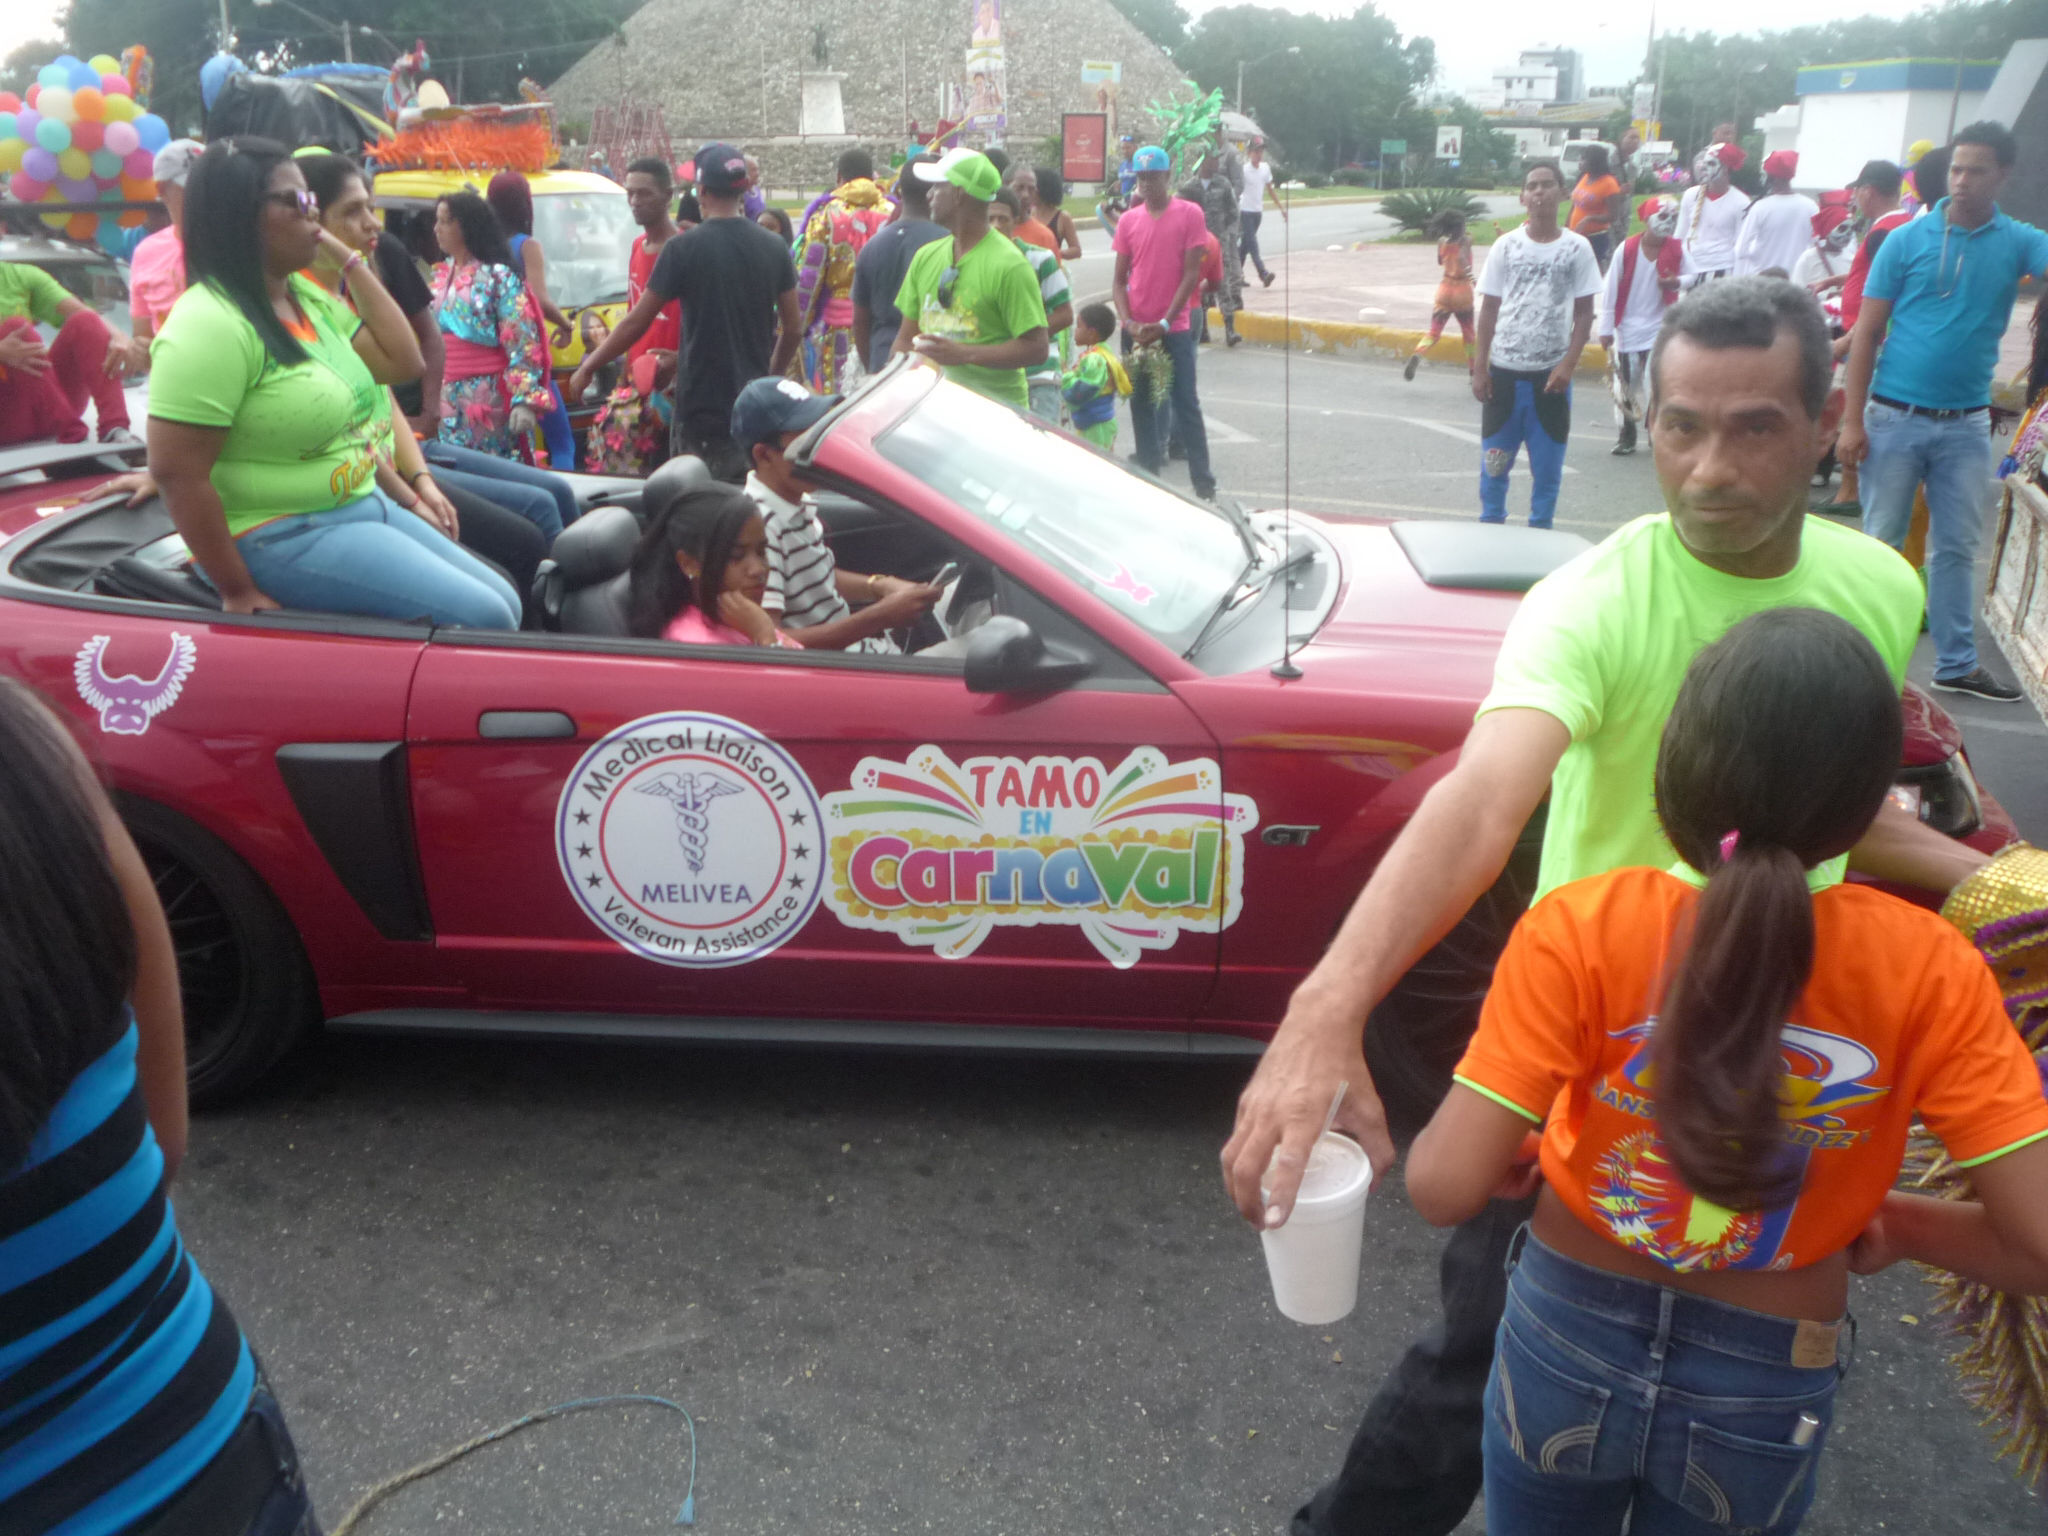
[929, 561, 962, 588]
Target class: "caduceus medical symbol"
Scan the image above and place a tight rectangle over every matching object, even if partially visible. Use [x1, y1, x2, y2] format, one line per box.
[73, 632, 197, 736]
[636, 771, 743, 873]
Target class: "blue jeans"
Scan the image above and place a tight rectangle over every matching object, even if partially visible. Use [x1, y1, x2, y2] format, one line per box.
[429, 463, 562, 547]
[423, 440, 576, 538]
[1480, 368, 1570, 528]
[1126, 326, 1214, 496]
[1483, 1233, 1847, 1536]
[238, 492, 521, 629]
[1859, 401, 1995, 678]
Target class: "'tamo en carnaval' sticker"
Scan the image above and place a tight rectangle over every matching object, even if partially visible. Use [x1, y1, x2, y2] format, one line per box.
[555, 712, 824, 968]
[823, 745, 1258, 968]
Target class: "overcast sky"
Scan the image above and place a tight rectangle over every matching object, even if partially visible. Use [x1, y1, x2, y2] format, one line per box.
[6, 0, 1937, 102]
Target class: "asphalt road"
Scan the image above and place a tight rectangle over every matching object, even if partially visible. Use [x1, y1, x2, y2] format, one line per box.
[172, 342, 2048, 1535]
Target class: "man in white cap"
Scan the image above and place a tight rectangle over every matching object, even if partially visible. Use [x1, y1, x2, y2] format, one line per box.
[126, 137, 203, 367]
[891, 147, 1049, 411]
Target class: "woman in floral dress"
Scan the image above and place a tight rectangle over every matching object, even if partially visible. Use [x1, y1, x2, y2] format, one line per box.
[429, 190, 552, 459]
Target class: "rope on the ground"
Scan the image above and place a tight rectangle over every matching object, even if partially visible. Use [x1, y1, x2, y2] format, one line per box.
[328, 1393, 698, 1535]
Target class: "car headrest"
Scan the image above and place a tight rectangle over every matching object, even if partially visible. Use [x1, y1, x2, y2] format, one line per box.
[639, 455, 713, 522]
[549, 504, 641, 588]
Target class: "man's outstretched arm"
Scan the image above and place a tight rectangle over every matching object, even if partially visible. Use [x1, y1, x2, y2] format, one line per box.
[1221, 706, 1569, 1226]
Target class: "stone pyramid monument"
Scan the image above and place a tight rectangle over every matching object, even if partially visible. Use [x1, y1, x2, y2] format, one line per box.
[547, 0, 1192, 185]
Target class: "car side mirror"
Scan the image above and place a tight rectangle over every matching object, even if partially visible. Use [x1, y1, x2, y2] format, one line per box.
[962, 615, 1095, 695]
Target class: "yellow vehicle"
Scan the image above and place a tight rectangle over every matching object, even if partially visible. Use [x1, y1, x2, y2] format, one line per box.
[371, 167, 638, 373]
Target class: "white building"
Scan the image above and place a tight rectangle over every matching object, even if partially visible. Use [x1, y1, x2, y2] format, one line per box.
[1474, 46, 1585, 113]
[1765, 57, 1998, 191]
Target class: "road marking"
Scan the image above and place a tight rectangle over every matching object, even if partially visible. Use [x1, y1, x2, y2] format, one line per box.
[1934, 712, 2045, 737]
[1203, 397, 1578, 471]
[1234, 491, 1608, 534]
[1205, 413, 1258, 445]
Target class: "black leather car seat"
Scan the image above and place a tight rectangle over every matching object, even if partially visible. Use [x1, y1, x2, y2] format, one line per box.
[533, 456, 711, 635]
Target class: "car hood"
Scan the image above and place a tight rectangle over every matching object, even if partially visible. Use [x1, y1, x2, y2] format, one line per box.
[1274, 514, 1964, 770]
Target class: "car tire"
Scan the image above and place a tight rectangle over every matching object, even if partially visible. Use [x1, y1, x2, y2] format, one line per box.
[118, 795, 318, 1108]
[1363, 819, 1544, 1145]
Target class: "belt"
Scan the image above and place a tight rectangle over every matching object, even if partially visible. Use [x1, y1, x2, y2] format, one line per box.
[1872, 394, 1988, 419]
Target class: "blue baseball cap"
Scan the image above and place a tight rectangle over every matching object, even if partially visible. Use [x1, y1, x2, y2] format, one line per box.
[1132, 145, 1170, 173]
[732, 376, 838, 452]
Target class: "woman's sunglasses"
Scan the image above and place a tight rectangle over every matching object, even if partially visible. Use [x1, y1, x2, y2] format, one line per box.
[266, 189, 320, 219]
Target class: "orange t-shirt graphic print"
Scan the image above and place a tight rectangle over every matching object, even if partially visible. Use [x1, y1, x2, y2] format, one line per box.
[1455, 866, 2048, 1274]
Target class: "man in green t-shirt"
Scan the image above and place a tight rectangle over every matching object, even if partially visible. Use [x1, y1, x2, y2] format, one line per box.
[1218, 278, 1999, 1536]
[890, 149, 1048, 410]
[0, 260, 134, 447]
[988, 187, 1074, 425]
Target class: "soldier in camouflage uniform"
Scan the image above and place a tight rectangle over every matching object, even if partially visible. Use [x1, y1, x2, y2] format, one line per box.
[1195, 148, 1243, 346]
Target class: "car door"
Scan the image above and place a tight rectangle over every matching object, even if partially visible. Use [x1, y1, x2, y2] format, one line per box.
[403, 628, 1231, 1034]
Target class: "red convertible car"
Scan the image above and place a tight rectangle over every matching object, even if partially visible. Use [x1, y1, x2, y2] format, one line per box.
[0, 364, 2010, 1122]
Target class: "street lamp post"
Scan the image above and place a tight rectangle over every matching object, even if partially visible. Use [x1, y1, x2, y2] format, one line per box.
[1237, 45, 1301, 116]
[251, 0, 356, 61]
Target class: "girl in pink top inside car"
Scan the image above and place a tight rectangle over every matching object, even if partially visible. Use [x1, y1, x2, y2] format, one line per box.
[628, 481, 802, 648]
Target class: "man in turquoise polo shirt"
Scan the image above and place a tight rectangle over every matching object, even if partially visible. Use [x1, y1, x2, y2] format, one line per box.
[891, 148, 1049, 410]
[1839, 120, 2048, 702]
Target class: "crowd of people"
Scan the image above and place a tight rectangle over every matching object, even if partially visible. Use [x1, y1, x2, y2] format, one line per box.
[1424, 122, 2042, 705]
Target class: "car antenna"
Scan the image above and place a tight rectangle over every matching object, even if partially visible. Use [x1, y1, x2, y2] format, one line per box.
[1270, 175, 1302, 682]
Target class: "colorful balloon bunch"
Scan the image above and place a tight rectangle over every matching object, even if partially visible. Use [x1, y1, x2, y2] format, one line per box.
[0, 52, 168, 248]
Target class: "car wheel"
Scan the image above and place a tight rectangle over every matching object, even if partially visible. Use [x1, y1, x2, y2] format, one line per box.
[1364, 818, 1544, 1144]
[118, 796, 318, 1108]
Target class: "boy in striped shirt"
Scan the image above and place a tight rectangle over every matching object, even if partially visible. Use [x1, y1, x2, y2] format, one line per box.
[733, 377, 941, 651]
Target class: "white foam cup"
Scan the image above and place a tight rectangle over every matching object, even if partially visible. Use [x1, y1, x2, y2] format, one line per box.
[1259, 1132, 1373, 1325]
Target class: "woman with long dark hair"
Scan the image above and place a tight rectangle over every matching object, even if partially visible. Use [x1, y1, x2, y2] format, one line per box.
[429, 188, 552, 461]
[295, 152, 547, 613]
[627, 476, 799, 646]
[485, 170, 579, 468]
[0, 679, 319, 1533]
[1406, 608, 2048, 1534]
[148, 138, 518, 627]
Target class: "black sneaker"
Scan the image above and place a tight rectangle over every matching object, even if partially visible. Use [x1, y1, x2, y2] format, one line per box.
[1611, 421, 1636, 456]
[1260, 270, 1275, 288]
[1931, 667, 2024, 702]
[1403, 354, 1420, 381]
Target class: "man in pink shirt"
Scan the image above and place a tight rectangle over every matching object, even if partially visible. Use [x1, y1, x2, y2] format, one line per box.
[126, 139, 202, 366]
[1111, 144, 1216, 499]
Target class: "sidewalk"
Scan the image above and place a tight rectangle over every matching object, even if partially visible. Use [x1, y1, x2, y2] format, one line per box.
[1220, 238, 2039, 405]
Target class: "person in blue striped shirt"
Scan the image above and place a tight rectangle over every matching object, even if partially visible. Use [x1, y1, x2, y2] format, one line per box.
[0, 678, 318, 1536]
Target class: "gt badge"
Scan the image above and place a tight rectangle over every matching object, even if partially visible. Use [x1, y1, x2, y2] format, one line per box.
[74, 632, 197, 736]
[555, 712, 824, 968]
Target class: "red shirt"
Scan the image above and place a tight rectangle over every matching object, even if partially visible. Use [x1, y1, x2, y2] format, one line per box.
[629, 232, 682, 362]
[1840, 209, 1912, 330]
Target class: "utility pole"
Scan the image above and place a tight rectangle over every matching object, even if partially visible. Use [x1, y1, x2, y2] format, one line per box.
[342, 20, 353, 62]
[219, 0, 233, 49]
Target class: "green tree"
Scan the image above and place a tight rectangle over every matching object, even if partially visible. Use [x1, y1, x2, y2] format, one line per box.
[1107, 0, 1189, 55]
[60, 0, 637, 136]
[1175, 5, 1433, 171]
[1641, 0, 2048, 156]
[2, 38, 68, 99]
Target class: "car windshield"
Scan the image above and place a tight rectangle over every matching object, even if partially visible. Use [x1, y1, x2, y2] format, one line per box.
[530, 191, 636, 310]
[20, 250, 132, 335]
[875, 381, 1248, 652]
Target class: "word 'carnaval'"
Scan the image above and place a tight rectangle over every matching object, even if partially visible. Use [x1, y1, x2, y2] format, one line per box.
[847, 831, 1224, 912]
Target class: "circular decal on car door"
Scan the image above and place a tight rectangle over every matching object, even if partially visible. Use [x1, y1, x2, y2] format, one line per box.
[555, 712, 824, 968]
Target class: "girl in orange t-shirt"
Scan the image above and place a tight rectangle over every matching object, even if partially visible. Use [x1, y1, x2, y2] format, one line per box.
[1407, 608, 2048, 1536]
[1568, 144, 1626, 269]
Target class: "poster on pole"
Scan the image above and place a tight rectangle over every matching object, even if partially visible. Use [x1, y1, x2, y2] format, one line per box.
[1435, 125, 1462, 160]
[965, 0, 1006, 133]
[1062, 112, 1109, 182]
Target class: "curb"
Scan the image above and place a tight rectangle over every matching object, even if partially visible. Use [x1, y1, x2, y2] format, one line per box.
[1207, 308, 1612, 376]
[1208, 308, 2034, 407]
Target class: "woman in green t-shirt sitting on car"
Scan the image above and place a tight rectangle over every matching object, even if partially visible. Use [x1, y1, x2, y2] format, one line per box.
[147, 138, 520, 628]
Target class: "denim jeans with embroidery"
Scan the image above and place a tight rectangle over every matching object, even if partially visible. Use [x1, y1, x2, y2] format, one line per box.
[1482, 1231, 1849, 1536]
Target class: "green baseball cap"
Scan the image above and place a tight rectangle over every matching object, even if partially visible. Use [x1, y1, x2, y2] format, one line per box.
[913, 147, 1002, 202]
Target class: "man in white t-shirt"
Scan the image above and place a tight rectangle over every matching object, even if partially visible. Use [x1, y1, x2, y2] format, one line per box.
[1734, 150, 1821, 276]
[1597, 196, 1680, 455]
[1473, 160, 1603, 527]
[1677, 142, 1752, 285]
[1238, 138, 1284, 288]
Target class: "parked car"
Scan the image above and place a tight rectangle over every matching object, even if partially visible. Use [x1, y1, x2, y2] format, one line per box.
[0, 364, 2012, 1117]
